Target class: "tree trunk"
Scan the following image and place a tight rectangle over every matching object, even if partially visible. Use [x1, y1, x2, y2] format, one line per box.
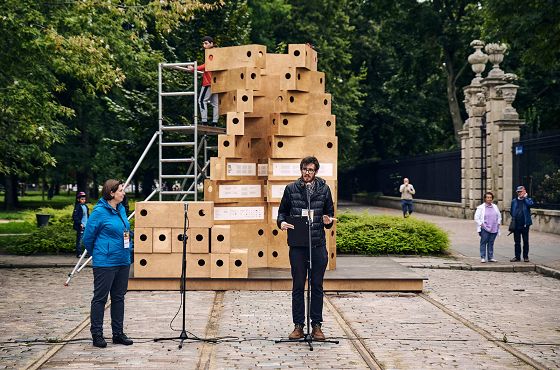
[444, 51, 464, 143]
[76, 170, 88, 195]
[3, 175, 19, 210]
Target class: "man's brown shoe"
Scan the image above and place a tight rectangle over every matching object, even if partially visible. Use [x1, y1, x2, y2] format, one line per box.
[311, 324, 325, 341]
[288, 324, 304, 340]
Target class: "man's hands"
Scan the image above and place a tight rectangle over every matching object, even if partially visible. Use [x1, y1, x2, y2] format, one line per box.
[186, 65, 194, 72]
[322, 215, 334, 224]
[280, 221, 294, 230]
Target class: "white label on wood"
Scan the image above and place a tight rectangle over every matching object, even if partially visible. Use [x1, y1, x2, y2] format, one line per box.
[227, 163, 257, 176]
[272, 163, 300, 177]
[258, 164, 268, 177]
[272, 206, 279, 220]
[219, 185, 261, 198]
[271, 184, 287, 199]
[320, 163, 334, 177]
[214, 206, 265, 220]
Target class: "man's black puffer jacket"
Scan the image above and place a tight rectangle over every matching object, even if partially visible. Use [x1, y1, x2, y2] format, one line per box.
[277, 177, 334, 247]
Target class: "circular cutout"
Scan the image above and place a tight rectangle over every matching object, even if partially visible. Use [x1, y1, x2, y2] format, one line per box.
[177, 233, 184, 241]
[140, 234, 148, 242]
[233, 95, 237, 101]
[331, 230, 335, 236]
[251, 72, 256, 79]
[258, 51, 263, 58]
[223, 140, 230, 147]
[285, 72, 291, 80]
[233, 117, 239, 124]
[208, 185, 213, 193]
[258, 251, 264, 258]
[326, 120, 332, 127]
[272, 251, 279, 258]
[213, 77, 216, 83]
[331, 252, 334, 258]
[277, 141, 284, 148]
[289, 96, 295, 103]
[327, 142, 333, 149]
[140, 209, 148, 217]
[294, 50, 300, 56]
[198, 259, 205, 267]
[199, 210, 206, 217]
[242, 95, 248, 102]
[235, 259, 242, 267]
[140, 259, 147, 266]
[323, 99, 328, 105]
[240, 72, 245, 80]
[277, 95, 283, 102]
[217, 234, 225, 242]
[208, 54, 213, 61]
[216, 259, 224, 267]
[258, 229, 264, 236]
[282, 118, 288, 125]
[272, 118, 276, 125]
[320, 77, 323, 84]
[297, 73, 301, 80]
[272, 229, 279, 236]
[159, 234, 166, 241]
[196, 234, 203, 241]
[246, 50, 252, 57]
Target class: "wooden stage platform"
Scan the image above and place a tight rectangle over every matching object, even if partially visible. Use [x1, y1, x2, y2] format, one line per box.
[128, 256, 426, 292]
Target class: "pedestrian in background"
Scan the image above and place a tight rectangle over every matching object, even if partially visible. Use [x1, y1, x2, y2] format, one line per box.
[82, 179, 133, 348]
[72, 191, 89, 258]
[474, 192, 501, 263]
[510, 185, 534, 262]
[399, 178, 416, 218]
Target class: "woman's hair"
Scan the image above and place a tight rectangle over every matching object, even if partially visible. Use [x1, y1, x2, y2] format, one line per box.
[102, 179, 123, 200]
[485, 192, 494, 199]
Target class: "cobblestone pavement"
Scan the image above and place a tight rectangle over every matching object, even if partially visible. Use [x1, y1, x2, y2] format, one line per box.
[2, 265, 559, 369]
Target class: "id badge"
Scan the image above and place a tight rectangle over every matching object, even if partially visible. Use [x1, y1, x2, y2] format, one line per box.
[301, 209, 314, 219]
[124, 231, 130, 249]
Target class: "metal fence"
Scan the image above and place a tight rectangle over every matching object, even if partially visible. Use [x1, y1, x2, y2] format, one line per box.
[339, 150, 461, 202]
[512, 131, 560, 210]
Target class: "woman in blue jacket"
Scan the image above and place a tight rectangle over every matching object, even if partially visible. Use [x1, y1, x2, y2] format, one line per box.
[82, 179, 133, 348]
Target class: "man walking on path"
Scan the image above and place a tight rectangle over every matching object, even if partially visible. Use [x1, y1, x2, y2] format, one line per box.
[510, 185, 534, 262]
[399, 178, 415, 218]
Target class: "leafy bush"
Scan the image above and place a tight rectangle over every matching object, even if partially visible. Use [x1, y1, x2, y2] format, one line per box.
[0, 221, 35, 234]
[336, 213, 449, 255]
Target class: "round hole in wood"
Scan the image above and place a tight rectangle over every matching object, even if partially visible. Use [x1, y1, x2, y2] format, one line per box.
[323, 99, 328, 105]
[285, 72, 291, 79]
[177, 234, 184, 241]
[258, 51, 263, 58]
[233, 95, 236, 101]
[216, 259, 224, 267]
[223, 140, 230, 147]
[258, 251, 264, 258]
[282, 118, 288, 125]
[272, 229, 278, 236]
[331, 230, 335, 236]
[258, 229, 264, 236]
[140, 234, 148, 241]
[196, 234, 203, 241]
[217, 234, 225, 242]
[289, 96, 295, 103]
[140, 259, 147, 266]
[240, 72, 245, 80]
[320, 77, 323, 84]
[199, 210, 206, 217]
[242, 95, 249, 102]
[331, 252, 334, 259]
[213, 77, 216, 83]
[297, 73, 301, 80]
[235, 259, 242, 267]
[294, 50, 300, 56]
[159, 234, 166, 241]
[327, 142, 333, 149]
[277, 141, 284, 148]
[246, 50, 252, 57]
[198, 259, 205, 266]
[208, 54, 213, 61]
[140, 209, 148, 216]
[251, 72, 257, 79]
[326, 120, 332, 127]
[272, 118, 276, 125]
[233, 117, 239, 124]
[272, 251, 279, 258]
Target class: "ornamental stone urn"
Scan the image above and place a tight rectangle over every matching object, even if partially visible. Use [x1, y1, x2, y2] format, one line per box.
[485, 43, 507, 78]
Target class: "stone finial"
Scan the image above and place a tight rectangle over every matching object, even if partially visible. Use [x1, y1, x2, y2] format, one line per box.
[496, 83, 519, 119]
[485, 43, 507, 78]
[468, 40, 488, 85]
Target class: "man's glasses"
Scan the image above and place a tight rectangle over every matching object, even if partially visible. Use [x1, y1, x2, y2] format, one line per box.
[301, 168, 316, 174]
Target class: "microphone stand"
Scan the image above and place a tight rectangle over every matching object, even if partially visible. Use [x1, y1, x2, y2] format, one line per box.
[154, 203, 214, 348]
[276, 182, 338, 351]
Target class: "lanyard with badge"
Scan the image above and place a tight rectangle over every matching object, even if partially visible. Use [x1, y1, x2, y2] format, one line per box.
[117, 211, 130, 249]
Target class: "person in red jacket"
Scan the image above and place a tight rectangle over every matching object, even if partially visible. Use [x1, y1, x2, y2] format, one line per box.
[188, 36, 219, 126]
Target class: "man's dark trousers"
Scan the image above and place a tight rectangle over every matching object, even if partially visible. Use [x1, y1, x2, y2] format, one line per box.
[513, 226, 530, 260]
[91, 265, 130, 336]
[289, 245, 328, 327]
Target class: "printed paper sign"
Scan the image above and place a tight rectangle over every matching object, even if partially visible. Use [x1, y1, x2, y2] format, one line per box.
[214, 206, 265, 220]
[219, 185, 261, 198]
[272, 206, 279, 220]
[258, 164, 268, 177]
[272, 162, 334, 177]
[227, 163, 256, 176]
[271, 184, 287, 199]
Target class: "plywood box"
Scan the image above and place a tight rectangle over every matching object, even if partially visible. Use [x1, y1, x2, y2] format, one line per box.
[288, 44, 318, 71]
[268, 243, 290, 268]
[204, 179, 265, 204]
[270, 136, 337, 161]
[268, 223, 288, 247]
[134, 228, 153, 253]
[228, 222, 268, 248]
[261, 53, 296, 76]
[135, 202, 185, 228]
[218, 134, 253, 159]
[246, 95, 288, 117]
[211, 253, 230, 278]
[134, 253, 182, 278]
[211, 225, 231, 253]
[280, 68, 325, 93]
[186, 253, 211, 278]
[213, 202, 267, 224]
[210, 157, 259, 181]
[211, 67, 261, 93]
[187, 227, 210, 254]
[225, 115, 267, 137]
[269, 113, 335, 137]
[246, 244, 268, 268]
[229, 248, 249, 278]
[285, 92, 331, 114]
[218, 89, 254, 113]
[187, 201, 214, 228]
[171, 228, 187, 253]
[326, 226, 337, 270]
[205, 44, 266, 71]
[152, 228, 172, 254]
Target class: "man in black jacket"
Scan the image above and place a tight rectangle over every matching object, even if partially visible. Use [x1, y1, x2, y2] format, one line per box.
[277, 156, 335, 341]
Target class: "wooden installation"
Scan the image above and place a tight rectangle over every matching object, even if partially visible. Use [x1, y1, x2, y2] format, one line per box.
[133, 43, 337, 282]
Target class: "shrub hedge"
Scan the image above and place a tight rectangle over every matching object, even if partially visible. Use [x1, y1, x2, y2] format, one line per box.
[336, 213, 449, 255]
